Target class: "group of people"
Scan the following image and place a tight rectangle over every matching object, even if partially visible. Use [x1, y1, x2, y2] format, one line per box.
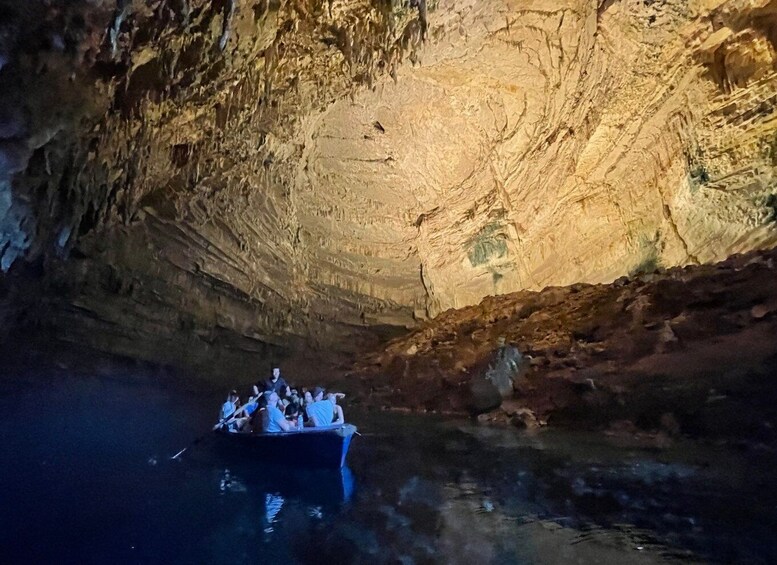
[217, 366, 346, 433]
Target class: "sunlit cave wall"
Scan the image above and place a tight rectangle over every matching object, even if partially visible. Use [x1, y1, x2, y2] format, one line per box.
[0, 0, 776, 370]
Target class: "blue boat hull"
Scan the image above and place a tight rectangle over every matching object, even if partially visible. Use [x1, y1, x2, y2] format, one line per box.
[215, 424, 356, 468]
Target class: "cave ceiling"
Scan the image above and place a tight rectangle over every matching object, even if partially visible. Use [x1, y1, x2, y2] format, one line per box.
[0, 0, 776, 358]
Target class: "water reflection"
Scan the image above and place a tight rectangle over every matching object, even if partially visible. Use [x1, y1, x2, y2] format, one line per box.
[264, 493, 284, 534]
[1, 372, 776, 564]
[215, 465, 356, 538]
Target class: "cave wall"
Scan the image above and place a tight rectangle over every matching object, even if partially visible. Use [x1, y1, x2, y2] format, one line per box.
[0, 0, 776, 366]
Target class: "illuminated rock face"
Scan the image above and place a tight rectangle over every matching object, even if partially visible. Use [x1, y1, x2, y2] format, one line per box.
[0, 0, 775, 361]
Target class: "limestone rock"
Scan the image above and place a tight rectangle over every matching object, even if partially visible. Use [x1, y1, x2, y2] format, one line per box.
[510, 407, 541, 430]
[658, 321, 679, 344]
[0, 0, 776, 366]
[501, 400, 543, 429]
[751, 302, 777, 319]
[352, 246, 777, 437]
[484, 341, 526, 398]
[469, 377, 503, 415]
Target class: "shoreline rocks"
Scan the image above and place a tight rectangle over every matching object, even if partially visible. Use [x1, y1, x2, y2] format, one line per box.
[352, 247, 777, 443]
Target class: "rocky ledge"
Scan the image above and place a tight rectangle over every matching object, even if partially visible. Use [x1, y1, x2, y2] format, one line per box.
[347, 247, 777, 445]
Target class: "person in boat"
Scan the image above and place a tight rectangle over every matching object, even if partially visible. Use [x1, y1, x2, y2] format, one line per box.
[286, 390, 302, 411]
[226, 392, 261, 432]
[220, 390, 239, 422]
[327, 393, 345, 425]
[219, 390, 249, 432]
[305, 387, 345, 427]
[263, 388, 283, 410]
[288, 388, 301, 408]
[262, 391, 298, 433]
[253, 366, 289, 398]
[284, 402, 301, 426]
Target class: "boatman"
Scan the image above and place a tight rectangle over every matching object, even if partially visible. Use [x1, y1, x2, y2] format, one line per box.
[253, 366, 289, 398]
[262, 391, 297, 433]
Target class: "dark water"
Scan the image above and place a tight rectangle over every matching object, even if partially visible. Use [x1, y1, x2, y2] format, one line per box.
[1, 368, 776, 564]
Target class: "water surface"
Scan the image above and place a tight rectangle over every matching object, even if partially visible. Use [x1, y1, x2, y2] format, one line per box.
[1, 367, 775, 564]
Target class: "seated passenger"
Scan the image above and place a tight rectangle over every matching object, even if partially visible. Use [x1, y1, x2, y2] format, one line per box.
[305, 387, 345, 427]
[264, 388, 282, 410]
[229, 393, 261, 432]
[326, 393, 345, 425]
[261, 392, 297, 433]
[284, 403, 302, 428]
[288, 388, 301, 408]
[219, 390, 239, 422]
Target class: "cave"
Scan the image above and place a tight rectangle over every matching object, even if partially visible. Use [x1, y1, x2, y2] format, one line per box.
[1, 0, 777, 562]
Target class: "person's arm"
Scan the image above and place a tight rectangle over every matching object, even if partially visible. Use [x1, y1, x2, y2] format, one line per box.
[232, 396, 259, 418]
[333, 404, 344, 425]
[277, 415, 296, 431]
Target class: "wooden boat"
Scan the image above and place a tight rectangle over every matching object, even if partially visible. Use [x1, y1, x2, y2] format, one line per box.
[214, 423, 357, 468]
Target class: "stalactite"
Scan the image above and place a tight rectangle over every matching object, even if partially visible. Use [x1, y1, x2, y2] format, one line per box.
[219, 0, 237, 52]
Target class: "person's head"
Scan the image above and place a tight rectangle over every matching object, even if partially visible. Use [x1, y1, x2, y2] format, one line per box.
[304, 390, 313, 404]
[271, 366, 280, 381]
[326, 392, 337, 404]
[228, 390, 238, 402]
[285, 403, 299, 419]
[313, 386, 325, 402]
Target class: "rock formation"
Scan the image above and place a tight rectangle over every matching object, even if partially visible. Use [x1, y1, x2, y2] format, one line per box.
[352, 246, 777, 442]
[0, 0, 775, 371]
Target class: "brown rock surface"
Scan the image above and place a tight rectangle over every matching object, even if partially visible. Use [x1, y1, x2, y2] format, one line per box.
[352, 247, 777, 440]
[0, 0, 775, 373]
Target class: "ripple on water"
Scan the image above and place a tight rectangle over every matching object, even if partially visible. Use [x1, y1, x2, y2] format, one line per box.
[0, 374, 776, 563]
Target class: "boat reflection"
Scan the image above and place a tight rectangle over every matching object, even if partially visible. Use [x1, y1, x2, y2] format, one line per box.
[217, 464, 355, 516]
[263, 492, 283, 534]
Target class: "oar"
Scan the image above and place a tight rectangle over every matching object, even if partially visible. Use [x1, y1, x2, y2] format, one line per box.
[171, 395, 262, 460]
[170, 436, 205, 460]
[170, 424, 222, 461]
[170, 414, 238, 460]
